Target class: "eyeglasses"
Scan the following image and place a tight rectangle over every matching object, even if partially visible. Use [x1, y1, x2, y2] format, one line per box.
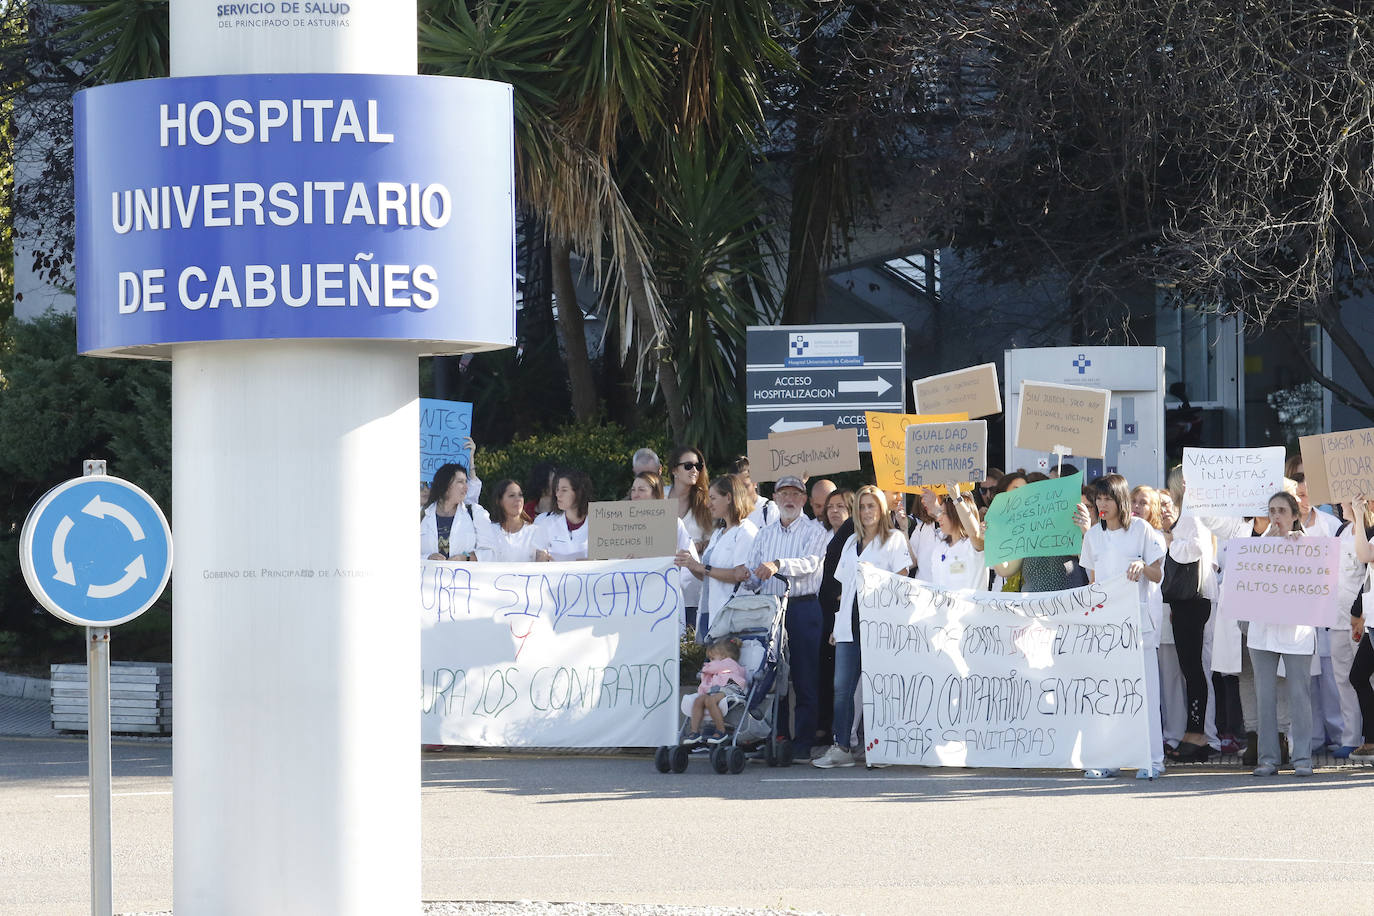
[676, 461, 704, 472]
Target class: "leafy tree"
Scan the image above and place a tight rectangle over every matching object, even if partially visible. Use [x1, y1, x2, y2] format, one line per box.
[918, 0, 1374, 418]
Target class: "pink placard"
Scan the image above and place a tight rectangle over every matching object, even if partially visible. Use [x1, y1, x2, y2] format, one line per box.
[1218, 536, 1341, 626]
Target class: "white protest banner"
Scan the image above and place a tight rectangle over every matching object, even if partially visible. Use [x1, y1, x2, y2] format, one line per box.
[1180, 446, 1285, 517]
[904, 420, 988, 487]
[1014, 381, 1110, 459]
[857, 568, 1149, 769]
[420, 558, 681, 747]
[587, 499, 679, 560]
[911, 363, 1002, 419]
[1217, 536, 1341, 627]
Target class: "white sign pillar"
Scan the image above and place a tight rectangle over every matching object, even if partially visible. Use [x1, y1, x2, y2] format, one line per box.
[170, 4, 418, 914]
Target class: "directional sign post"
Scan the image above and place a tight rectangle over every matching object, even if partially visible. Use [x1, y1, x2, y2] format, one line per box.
[19, 463, 172, 916]
[746, 323, 906, 450]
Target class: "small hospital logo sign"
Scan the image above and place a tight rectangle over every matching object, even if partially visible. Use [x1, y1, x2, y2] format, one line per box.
[783, 331, 862, 367]
[790, 335, 809, 357]
[1072, 353, 1092, 374]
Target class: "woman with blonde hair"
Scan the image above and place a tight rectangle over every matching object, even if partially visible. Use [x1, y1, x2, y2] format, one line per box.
[675, 474, 758, 643]
[814, 485, 911, 769]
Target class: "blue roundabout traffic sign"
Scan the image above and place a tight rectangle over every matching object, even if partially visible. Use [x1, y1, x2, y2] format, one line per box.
[19, 475, 173, 627]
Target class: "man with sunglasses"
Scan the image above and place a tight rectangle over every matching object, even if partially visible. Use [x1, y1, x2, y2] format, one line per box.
[976, 467, 1004, 511]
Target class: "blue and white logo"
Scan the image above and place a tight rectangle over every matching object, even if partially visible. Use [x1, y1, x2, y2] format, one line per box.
[19, 476, 173, 627]
[1072, 353, 1092, 375]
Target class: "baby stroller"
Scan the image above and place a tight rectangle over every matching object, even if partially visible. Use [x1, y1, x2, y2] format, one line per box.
[654, 576, 792, 775]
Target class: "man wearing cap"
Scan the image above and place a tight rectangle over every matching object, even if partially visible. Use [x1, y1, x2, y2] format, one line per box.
[746, 474, 829, 762]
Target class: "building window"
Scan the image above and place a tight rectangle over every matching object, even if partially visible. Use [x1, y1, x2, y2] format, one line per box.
[880, 249, 941, 299]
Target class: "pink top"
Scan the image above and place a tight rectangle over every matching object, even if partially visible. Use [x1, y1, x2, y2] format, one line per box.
[698, 658, 749, 695]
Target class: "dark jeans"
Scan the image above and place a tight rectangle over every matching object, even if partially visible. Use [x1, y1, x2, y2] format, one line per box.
[833, 640, 862, 750]
[1212, 672, 1243, 738]
[817, 606, 837, 740]
[780, 596, 822, 756]
[1170, 598, 1212, 734]
[1351, 633, 1374, 743]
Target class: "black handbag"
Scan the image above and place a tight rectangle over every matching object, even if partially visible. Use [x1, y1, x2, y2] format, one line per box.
[1161, 551, 1204, 603]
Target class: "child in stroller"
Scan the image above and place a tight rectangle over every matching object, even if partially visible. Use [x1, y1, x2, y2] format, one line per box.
[683, 637, 749, 744]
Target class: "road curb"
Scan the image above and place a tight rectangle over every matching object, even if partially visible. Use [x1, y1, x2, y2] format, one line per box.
[0, 672, 50, 701]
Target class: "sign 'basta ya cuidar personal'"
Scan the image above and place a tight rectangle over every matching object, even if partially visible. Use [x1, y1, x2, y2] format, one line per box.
[1300, 427, 1374, 506]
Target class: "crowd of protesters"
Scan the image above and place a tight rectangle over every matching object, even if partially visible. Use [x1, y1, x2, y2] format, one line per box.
[420, 443, 1374, 777]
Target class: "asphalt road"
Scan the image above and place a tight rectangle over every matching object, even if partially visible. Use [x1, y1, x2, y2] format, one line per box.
[5, 736, 1374, 915]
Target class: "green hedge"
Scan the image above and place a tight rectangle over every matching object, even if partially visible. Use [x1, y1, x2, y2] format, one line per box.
[474, 419, 672, 509]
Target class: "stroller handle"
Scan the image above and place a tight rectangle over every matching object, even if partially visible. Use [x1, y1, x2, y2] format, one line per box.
[772, 572, 791, 594]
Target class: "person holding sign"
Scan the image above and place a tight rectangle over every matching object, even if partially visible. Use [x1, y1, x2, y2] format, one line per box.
[746, 475, 829, 763]
[675, 475, 758, 643]
[535, 470, 594, 562]
[814, 486, 910, 769]
[1247, 491, 1316, 777]
[1336, 496, 1374, 759]
[1079, 474, 1166, 779]
[421, 463, 495, 562]
[925, 491, 988, 591]
[631, 471, 701, 616]
[486, 480, 552, 562]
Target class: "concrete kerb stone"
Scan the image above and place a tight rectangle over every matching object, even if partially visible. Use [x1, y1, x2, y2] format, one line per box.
[0, 672, 50, 701]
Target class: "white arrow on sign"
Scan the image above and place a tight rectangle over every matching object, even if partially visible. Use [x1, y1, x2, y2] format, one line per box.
[52, 516, 76, 586]
[837, 376, 893, 396]
[87, 555, 147, 600]
[770, 417, 825, 434]
[83, 495, 145, 541]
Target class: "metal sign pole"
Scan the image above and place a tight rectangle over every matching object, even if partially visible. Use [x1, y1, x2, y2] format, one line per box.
[83, 457, 113, 916]
[88, 625, 113, 916]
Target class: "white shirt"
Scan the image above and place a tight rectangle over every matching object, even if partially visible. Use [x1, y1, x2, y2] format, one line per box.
[421, 502, 494, 560]
[534, 511, 589, 562]
[1303, 507, 1340, 539]
[486, 521, 551, 563]
[745, 513, 829, 596]
[926, 536, 988, 592]
[747, 496, 775, 529]
[908, 519, 941, 582]
[1080, 517, 1166, 641]
[1246, 528, 1318, 656]
[1337, 521, 1373, 624]
[699, 520, 759, 620]
[833, 530, 911, 643]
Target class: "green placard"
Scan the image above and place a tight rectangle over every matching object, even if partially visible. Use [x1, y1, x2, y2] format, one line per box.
[983, 472, 1085, 567]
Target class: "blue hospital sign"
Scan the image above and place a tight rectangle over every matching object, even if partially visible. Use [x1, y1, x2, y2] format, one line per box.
[19, 477, 173, 627]
[74, 73, 515, 357]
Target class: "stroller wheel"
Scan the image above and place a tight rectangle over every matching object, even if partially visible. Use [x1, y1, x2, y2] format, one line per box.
[727, 746, 747, 774]
[778, 738, 794, 767]
[654, 746, 671, 773]
[711, 745, 729, 774]
[670, 745, 690, 773]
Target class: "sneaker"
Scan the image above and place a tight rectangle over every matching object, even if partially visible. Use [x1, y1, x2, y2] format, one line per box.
[1294, 766, 1314, 777]
[1350, 743, 1374, 762]
[1218, 734, 1242, 755]
[1135, 765, 1165, 780]
[1083, 768, 1117, 779]
[1252, 764, 1278, 777]
[681, 732, 701, 745]
[707, 731, 731, 745]
[1333, 745, 1358, 759]
[812, 745, 856, 769]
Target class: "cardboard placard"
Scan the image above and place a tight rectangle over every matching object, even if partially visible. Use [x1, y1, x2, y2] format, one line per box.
[586, 499, 679, 560]
[1014, 381, 1110, 459]
[1180, 446, 1286, 517]
[865, 411, 969, 495]
[747, 425, 861, 482]
[911, 363, 1002, 419]
[982, 472, 1086, 567]
[1300, 427, 1374, 506]
[903, 421, 988, 488]
[1217, 536, 1341, 626]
